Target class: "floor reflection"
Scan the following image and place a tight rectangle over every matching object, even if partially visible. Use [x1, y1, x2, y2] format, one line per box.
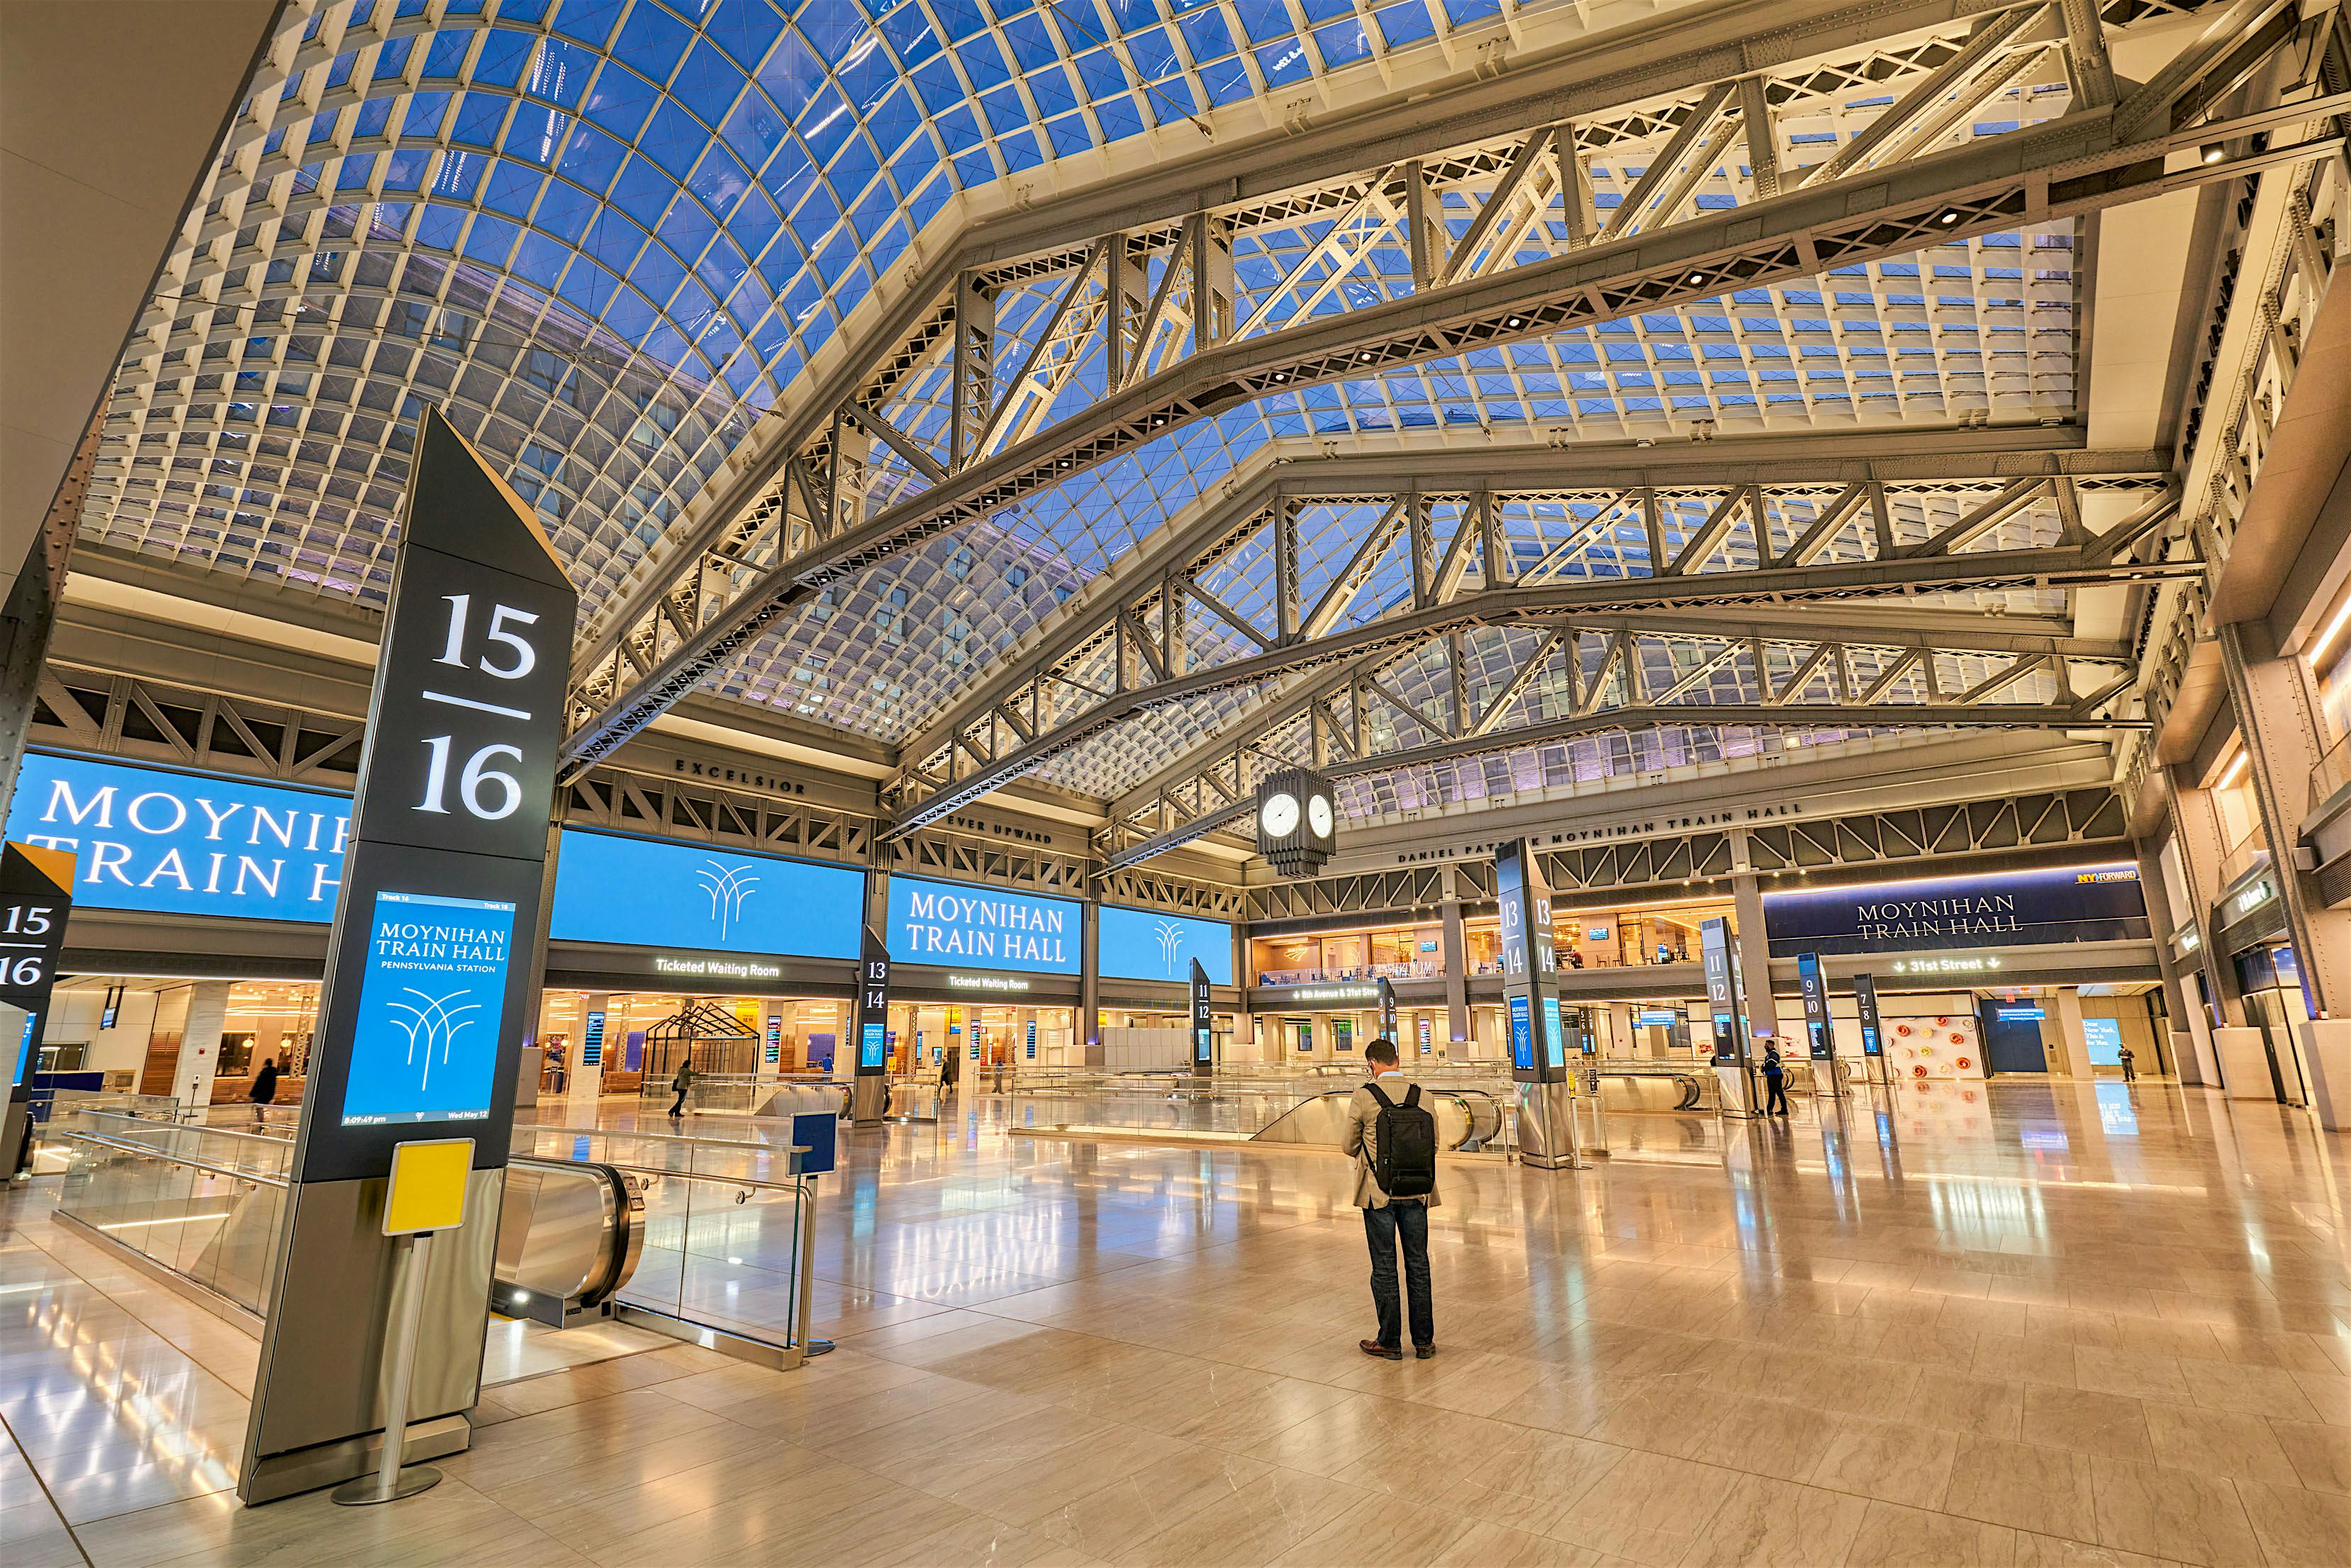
[4, 1077, 2346, 1567]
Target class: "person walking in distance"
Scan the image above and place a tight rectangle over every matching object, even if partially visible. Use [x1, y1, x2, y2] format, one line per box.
[939, 1043, 960, 1095]
[1761, 1040, 1790, 1116]
[248, 1056, 279, 1129]
[2118, 1042, 2137, 1083]
[1342, 1037, 1439, 1360]
[668, 1056, 696, 1121]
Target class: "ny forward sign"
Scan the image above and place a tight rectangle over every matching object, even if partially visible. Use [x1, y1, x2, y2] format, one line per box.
[242, 409, 576, 1503]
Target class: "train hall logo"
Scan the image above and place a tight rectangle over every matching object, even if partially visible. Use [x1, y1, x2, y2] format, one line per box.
[1154, 918, 1188, 978]
[694, 858, 761, 939]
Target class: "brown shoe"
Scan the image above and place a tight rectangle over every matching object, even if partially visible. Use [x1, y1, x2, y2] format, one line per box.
[1414, 1345, 1437, 1360]
[1359, 1339, 1402, 1360]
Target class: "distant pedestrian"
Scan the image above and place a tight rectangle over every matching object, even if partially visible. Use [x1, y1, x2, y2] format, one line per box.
[1343, 1038, 1439, 1360]
[248, 1057, 279, 1128]
[939, 1047, 960, 1092]
[1761, 1043, 1789, 1116]
[669, 1058, 696, 1119]
[2118, 1043, 2137, 1083]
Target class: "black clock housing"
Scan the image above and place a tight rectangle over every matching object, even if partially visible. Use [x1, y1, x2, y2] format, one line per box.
[1256, 765, 1339, 878]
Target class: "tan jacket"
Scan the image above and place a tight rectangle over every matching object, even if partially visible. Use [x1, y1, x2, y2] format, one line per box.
[1341, 1073, 1444, 1210]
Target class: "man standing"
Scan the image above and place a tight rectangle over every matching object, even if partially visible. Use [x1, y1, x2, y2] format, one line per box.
[1341, 1037, 1439, 1360]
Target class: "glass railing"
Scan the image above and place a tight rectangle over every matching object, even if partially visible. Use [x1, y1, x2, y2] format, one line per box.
[52, 1109, 823, 1365]
[2221, 829, 2271, 888]
[52, 1113, 293, 1318]
[633, 1072, 846, 1118]
[2317, 729, 2351, 807]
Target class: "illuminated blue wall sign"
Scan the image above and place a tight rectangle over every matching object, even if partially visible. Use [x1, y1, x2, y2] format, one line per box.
[581, 1009, 605, 1068]
[6, 753, 348, 922]
[1763, 863, 2147, 956]
[886, 875, 1078, 973]
[1541, 997, 1565, 1071]
[339, 891, 514, 1127]
[2083, 1016, 2123, 1065]
[1509, 995, 1533, 1073]
[1098, 905, 1234, 985]
[550, 829, 861, 958]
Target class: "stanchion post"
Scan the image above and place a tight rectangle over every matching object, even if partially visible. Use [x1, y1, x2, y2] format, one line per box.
[334, 1138, 471, 1506]
[795, 1170, 830, 1357]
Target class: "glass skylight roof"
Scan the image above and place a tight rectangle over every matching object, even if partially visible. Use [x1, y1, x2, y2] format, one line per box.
[79, 0, 2169, 828]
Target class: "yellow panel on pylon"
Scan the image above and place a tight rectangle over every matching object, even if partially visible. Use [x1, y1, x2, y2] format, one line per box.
[382, 1138, 474, 1235]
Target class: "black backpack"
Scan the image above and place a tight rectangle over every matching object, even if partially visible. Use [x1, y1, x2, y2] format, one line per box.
[1365, 1082, 1438, 1199]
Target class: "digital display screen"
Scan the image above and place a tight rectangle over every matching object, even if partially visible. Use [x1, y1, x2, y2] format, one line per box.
[339, 890, 515, 1128]
[1099, 905, 1234, 984]
[581, 1009, 605, 1067]
[6, 752, 347, 924]
[2083, 1016, 2123, 1065]
[8, 1009, 35, 1089]
[1509, 995, 1533, 1072]
[859, 1021, 886, 1070]
[1541, 997, 1565, 1070]
[888, 875, 1080, 974]
[550, 828, 861, 958]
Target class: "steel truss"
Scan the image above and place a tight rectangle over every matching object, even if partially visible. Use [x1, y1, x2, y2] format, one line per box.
[873, 435, 2182, 841]
[1241, 785, 2129, 919]
[559, 0, 2330, 776]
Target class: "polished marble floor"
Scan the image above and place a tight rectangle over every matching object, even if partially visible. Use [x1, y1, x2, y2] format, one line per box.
[4, 1077, 2347, 1567]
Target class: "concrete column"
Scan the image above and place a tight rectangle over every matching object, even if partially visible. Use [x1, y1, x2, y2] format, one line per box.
[1731, 869, 1782, 1041]
[2134, 839, 2210, 1083]
[1440, 897, 1469, 1048]
[2051, 987, 2095, 1078]
[1080, 900, 1102, 1067]
[565, 992, 609, 1121]
[2165, 771, 2247, 1029]
[2220, 621, 2351, 1019]
[168, 982, 230, 1109]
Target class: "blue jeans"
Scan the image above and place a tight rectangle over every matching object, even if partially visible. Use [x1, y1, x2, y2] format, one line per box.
[1363, 1200, 1433, 1350]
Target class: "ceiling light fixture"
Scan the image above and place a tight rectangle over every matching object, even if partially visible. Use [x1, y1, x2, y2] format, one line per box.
[1938, 208, 1962, 225]
[2307, 586, 2351, 666]
[1685, 270, 1708, 286]
[2199, 142, 2226, 165]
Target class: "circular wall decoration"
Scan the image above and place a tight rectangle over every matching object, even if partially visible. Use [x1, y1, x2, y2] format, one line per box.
[1956, 1057, 1974, 1070]
[1912, 1065, 1929, 1077]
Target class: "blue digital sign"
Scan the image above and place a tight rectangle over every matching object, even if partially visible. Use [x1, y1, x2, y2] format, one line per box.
[886, 875, 1079, 974]
[339, 890, 515, 1127]
[1509, 995, 1533, 1073]
[1763, 863, 2148, 956]
[5, 753, 348, 923]
[1541, 997, 1565, 1070]
[2083, 1016, 2123, 1065]
[549, 829, 861, 958]
[1098, 905, 1234, 985]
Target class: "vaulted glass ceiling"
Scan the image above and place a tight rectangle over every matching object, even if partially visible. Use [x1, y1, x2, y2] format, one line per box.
[82, 0, 2178, 822]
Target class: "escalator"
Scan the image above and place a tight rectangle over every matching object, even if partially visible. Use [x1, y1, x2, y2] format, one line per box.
[1250, 1085, 1506, 1150]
